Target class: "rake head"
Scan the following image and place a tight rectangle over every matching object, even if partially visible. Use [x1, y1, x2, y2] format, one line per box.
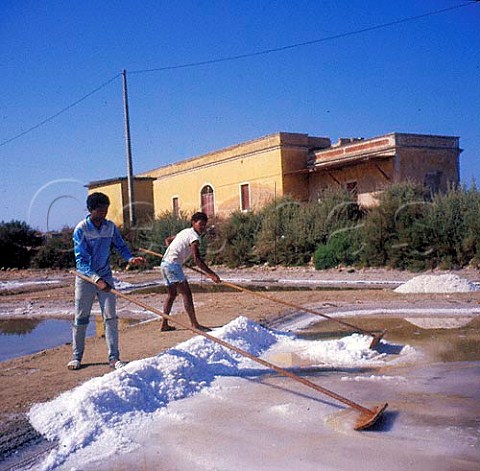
[354, 402, 388, 431]
[369, 330, 387, 350]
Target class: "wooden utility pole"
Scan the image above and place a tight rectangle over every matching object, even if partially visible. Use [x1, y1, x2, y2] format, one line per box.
[122, 69, 136, 226]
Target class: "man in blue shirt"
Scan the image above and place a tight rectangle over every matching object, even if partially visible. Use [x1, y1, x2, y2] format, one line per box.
[68, 192, 144, 370]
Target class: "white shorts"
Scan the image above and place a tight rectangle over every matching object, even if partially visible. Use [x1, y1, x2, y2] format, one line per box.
[160, 261, 186, 286]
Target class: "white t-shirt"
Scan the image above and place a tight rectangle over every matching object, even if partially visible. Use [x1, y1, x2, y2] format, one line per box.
[162, 227, 201, 265]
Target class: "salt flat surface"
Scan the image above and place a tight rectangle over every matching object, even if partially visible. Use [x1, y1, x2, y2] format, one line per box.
[275, 306, 480, 332]
[111, 277, 162, 291]
[0, 280, 60, 292]
[113, 362, 478, 471]
[28, 316, 416, 470]
[7, 270, 480, 469]
[404, 317, 474, 329]
[188, 275, 404, 286]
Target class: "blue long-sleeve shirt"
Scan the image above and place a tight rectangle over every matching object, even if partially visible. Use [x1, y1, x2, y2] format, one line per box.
[73, 216, 133, 283]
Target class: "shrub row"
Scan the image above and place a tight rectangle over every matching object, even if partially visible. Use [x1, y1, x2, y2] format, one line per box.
[2, 183, 480, 271]
[205, 183, 480, 271]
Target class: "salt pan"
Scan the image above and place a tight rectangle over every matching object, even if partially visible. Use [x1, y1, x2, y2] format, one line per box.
[27, 316, 412, 470]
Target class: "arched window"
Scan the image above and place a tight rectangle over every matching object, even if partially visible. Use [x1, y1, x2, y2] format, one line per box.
[200, 185, 215, 218]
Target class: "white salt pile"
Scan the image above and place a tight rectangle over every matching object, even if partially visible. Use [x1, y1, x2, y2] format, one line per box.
[394, 273, 479, 294]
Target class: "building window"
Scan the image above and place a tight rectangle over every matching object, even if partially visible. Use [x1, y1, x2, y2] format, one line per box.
[172, 197, 179, 217]
[346, 181, 358, 199]
[424, 171, 442, 194]
[201, 185, 215, 218]
[240, 183, 250, 211]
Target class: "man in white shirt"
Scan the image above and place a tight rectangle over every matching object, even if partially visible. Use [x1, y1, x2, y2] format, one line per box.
[160, 212, 220, 331]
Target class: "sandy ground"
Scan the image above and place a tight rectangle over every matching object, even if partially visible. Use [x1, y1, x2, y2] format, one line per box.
[1, 266, 480, 469]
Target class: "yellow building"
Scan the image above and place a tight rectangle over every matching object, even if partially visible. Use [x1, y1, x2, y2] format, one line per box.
[86, 176, 155, 227]
[142, 132, 330, 220]
[87, 131, 461, 227]
[309, 133, 461, 206]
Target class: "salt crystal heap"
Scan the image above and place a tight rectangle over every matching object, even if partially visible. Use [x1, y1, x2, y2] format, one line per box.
[394, 273, 478, 294]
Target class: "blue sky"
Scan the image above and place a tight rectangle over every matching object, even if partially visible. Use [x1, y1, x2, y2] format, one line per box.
[1, 1, 479, 231]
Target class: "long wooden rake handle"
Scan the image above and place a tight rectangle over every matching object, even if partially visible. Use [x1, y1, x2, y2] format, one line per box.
[139, 248, 383, 343]
[74, 271, 382, 422]
[221, 280, 371, 333]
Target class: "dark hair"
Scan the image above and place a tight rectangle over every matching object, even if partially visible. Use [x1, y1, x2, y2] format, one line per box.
[191, 211, 208, 223]
[87, 192, 110, 211]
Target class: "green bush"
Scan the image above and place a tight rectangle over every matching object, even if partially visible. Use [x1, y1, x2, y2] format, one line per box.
[207, 211, 261, 267]
[0, 220, 42, 269]
[361, 182, 429, 268]
[31, 228, 75, 269]
[254, 190, 362, 266]
[254, 197, 307, 265]
[134, 211, 190, 267]
[462, 183, 480, 267]
[359, 182, 480, 270]
[420, 185, 477, 269]
[313, 244, 337, 270]
[314, 228, 362, 269]
[8, 183, 480, 271]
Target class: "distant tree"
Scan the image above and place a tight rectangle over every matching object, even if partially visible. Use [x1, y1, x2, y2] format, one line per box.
[361, 182, 429, 268]
[207, 211, 261, 267]
[0, 220, 42, 269]
[131, 211, 190, 268]
[31, 227, 75, 269]
[423, 185, 477, 269]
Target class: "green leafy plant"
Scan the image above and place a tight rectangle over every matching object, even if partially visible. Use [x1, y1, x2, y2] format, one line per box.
[31, 227, 75, 269]
[207, 211, 261, 267]
[0, 220, 42, 269]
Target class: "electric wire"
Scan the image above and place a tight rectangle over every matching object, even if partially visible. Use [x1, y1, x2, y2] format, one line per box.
[0, 73, 121, 148]
[1, 1, 477, 148]
[129, 2, 476, 74]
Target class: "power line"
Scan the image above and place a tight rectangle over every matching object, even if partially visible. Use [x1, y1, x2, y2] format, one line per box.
[1, 2, 477, 148]
[0, 73, 121, 148]
[129, 2, 477, 75]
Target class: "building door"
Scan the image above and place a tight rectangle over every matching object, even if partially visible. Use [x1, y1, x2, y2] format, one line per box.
[172, 197, 179, 217]
[201, 185, 215, 218]
[240, 183, 250, 211]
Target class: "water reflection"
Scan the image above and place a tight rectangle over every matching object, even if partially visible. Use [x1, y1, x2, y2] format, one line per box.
[94, 317, 138, 337]
[0, 317, 141, 363]
[0, 318, 41, 335]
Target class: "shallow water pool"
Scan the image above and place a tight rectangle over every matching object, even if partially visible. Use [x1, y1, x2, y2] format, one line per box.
[298, 316, 480, 362]
[0, 317, 140, 362]
[0, 319, 95, 362]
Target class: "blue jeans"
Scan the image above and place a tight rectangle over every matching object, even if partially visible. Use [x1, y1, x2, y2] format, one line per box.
[72, 276, 119, 362]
